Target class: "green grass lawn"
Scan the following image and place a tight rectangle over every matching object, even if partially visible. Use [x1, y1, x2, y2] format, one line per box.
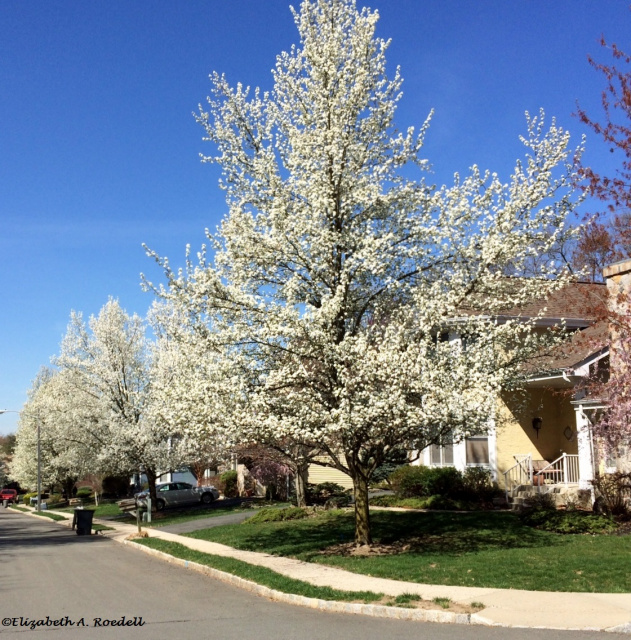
[55, 498, 270, 527]
[135, 538, 384, 603]
[35, 511, 68, 522]
[56, 502, 126, 518]
[185, 509, 631, 593]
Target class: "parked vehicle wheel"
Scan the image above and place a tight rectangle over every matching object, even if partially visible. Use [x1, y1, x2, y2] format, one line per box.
[156, 499, 166, 511]
[201, 492, 214, 505]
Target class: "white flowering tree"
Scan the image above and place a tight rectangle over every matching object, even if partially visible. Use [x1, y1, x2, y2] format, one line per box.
[0, 433, 12, 489]
[147, 0, 583, 545]
[147, 301, 238, 485]
[54, 298, 170, 505]
[10, 368, 98, 494]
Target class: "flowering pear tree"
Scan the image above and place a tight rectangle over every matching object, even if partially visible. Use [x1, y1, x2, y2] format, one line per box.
[54, 298, 170, 504]
[0, 434, 15, 488]
[10, 368, 98, 494]
[147, 301, 238, 485]
[147, 0, 584, 545]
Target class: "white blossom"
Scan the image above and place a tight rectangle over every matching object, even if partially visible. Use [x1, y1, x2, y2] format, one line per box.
[146, 0, 584, 544]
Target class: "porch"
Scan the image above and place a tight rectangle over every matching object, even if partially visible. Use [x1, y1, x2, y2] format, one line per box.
[503, 453, 580, 503]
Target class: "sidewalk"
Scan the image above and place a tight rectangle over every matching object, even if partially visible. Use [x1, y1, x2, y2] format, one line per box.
[13, 505, 631, 632]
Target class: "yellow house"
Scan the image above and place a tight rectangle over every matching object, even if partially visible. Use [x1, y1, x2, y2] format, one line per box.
[308, 270, 619, 499]
[413, 279, 610, 501]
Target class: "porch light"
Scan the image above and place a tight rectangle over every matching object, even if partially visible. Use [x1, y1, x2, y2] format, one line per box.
[532, 417, 543, 438]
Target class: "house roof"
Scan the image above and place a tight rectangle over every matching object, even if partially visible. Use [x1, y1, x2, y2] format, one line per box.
[506, 281, 611, 380]
[498, 281, 607, 324]
[527, 321, 609, 376]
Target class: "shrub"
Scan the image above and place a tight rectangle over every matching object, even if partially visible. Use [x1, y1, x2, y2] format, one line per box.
[305, 482, 349, 505]
[370, 462, 405, 488]
[388, 465, 464, 499]
[369, 495, 400, 507]
[592, 472, 631, 518]
[47, 493, 64, 507]
[370, 494, 483, 511]
[102, 475, 132, 498]
[461, 467, 499, 502]
[243, 507, 310, 524]
[427, 467, 465, 497]
[524, 491, 557, 512]
[325, 495, 351, 509]
[520, 507, 616, 534]
[518, 490, 616, 533]
[387, 465, 428, 497]
[76, 486, 93, 499]
[370, 447, 409, 488]
[422, 494, 461, 510]
[220, 470, 238, 498]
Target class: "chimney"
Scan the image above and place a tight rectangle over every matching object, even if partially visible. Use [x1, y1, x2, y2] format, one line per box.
[603, 259, 631, 372]
[603, 259, 631, 309]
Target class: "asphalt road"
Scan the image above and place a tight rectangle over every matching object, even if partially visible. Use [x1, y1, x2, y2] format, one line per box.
[0, 509, 626, 640]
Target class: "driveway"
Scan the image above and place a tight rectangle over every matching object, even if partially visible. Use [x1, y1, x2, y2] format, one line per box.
[157, 508, 256, 534]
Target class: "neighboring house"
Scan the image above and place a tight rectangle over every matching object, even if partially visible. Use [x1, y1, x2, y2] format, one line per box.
[416, 279, 610, 502]
[308, 457, 354, 489]
[309, 261, 631, 501]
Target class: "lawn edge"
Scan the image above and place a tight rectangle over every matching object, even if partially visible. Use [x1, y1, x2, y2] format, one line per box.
[124, 537, 479, 625]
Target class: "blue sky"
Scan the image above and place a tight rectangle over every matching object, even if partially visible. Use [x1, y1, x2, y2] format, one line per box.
[1, 1, 630, 435]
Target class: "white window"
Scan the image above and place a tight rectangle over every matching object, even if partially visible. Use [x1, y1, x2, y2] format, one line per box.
[430, 443, 454, 466]
[465, 436, 489, 465]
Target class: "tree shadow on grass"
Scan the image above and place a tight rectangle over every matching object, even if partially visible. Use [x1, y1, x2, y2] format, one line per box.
[188, 510, 357, 558]
[188, 509, 566, 560]
[368, 510, 566, 555]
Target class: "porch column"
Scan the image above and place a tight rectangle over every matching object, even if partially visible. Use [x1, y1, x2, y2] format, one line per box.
[487, 419, 497, 482]
[452, 439, 466, 473]
[575, 405, 594, 491]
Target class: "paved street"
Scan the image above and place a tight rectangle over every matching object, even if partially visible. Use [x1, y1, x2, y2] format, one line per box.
[0, 509, 627, 639]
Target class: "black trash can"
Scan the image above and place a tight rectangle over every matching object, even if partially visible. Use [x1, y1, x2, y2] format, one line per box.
[73, 508, 94, 536]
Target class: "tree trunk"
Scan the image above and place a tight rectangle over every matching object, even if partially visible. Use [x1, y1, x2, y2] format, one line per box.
[191, 461, 204, 487]
[62, 476, 77, 501]
[352, 473, 372, 546]
[294, 461, 308, 507]
[146, 467, 158, 510]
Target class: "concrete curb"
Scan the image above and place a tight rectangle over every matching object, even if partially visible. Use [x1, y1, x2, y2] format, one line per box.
[122, 538, 476, 625]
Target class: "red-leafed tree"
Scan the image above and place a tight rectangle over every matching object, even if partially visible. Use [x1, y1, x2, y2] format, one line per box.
[574, 28, 631, 463]
[573, 221, 615, 282]
[573, 34, 631, 281]
[577, 36, 631, 214]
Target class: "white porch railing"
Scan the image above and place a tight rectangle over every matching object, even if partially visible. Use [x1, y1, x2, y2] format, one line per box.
[503, 454, 532, 502]
[503, 453, 580, 501]
[533, 453, 580, 486]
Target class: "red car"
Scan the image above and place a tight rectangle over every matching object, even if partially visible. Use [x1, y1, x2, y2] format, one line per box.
[0, 489, 17, 504]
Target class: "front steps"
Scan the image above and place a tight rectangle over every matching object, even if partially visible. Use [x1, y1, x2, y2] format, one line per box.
[509, 485, 592, 511]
